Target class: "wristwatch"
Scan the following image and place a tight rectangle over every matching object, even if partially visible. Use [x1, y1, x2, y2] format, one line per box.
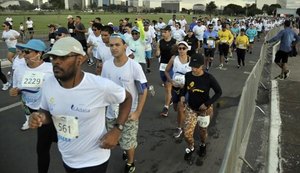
[114, 123, 124, 131]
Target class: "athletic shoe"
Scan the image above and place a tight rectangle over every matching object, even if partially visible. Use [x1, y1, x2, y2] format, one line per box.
[225, 58, 228, 64]
[274, 74, 284, 80]
[173, 128, 183, 138]
[124, 162, 135, 173]
[284, 70, 290, 79]
[2, 82, 11, 91]
[198, 144, 206, 157]
[218, 64, 223, 68]
[160, 107, 169, 117]
[148, 85, 155, 96]
[122, 151, 128, 161]
[237, 65, 240, 69]
[88, 61, 95, 66]
[20, 120, 29, 131]
[184, 148, 194, 161]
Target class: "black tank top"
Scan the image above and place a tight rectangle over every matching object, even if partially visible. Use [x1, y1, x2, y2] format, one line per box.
[159, 38, 177, 64]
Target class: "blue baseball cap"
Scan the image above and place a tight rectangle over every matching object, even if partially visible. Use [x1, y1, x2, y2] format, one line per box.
[132, 27, 140, 33]
[16, 39, 46, 52]
[110, 33, 126, 43]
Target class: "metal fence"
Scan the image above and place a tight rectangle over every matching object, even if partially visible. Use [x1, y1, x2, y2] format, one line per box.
[218, 27, 281, 173]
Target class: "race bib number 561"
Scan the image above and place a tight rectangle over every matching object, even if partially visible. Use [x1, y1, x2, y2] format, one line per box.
[22, 71, 45, 88]
[52, 115, 79, 139]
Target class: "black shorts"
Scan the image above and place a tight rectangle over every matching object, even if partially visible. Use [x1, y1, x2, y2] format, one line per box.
[28, 28, 34, 34]
[275, 50, 289, 63]
[219, 44, 229, 56]
[204, 48, 215, 57]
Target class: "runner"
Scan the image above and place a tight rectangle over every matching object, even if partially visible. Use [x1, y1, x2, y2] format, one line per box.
[29, 37, 132, 173]
[217, 23, 233, 68]
[164, 41, 191, 138]
[180, 53, 222, 161]
[74, 16, 87, 52]
[67, 15, 76, 38]
[26, 17, 34, 39]
[235, 28, 249, 68]
[9, 39, 57, 173]
[203, 24, 219, 71]
[102, 33, 148, 173]
[156, 25, 177, 117]
[2, 21, 20, 62]
[87, 23, 103, 66]
[245, 24, 257, 54]
[184, 29, 199, 56]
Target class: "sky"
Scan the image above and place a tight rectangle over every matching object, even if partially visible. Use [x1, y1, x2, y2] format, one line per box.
[150, 0, 256, 9]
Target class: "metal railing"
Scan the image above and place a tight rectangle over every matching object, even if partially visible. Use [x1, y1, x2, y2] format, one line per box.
[219, 27, 282, 173]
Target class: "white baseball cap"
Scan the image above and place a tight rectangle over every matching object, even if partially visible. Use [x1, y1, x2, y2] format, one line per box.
[67, 15, 73, 19]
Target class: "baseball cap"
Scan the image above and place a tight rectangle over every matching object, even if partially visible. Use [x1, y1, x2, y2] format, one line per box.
[178, 41, 191, 50]
[110, 33, 126, 43]
[16, 39, 46, 52]
[143, 21, 150, 26]
[55, 27, 69, 35]
[132, 27, 140, 33]
[189, 53, 204, 68]
[67, 15, 73, 19]
[43, 37, 86, 59]
[108, 22, 113, 25]
[161, 25, 171, 31]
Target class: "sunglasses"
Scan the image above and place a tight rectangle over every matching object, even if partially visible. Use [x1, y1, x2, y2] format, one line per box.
[132, 32, 139, 35]
[178, 47, 187, 50]
[24, 49, 34, 54]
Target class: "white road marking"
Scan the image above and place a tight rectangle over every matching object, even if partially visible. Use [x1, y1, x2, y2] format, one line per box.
[268, 80, 282, 173]
[0, 102, 22, 113]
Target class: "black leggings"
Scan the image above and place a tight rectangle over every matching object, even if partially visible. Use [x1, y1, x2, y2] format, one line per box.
[29, 108, 58, 173]
[236, 48, 246, 66]
[63, 161, 109, 173]
[0, 61, 8, 84]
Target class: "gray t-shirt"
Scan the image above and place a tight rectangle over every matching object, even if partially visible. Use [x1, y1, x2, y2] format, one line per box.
[75, 22, 86, 41]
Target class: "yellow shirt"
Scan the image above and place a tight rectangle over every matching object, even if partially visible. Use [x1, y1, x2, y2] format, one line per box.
[218, 29, 234, 44]
[235, 35, 249, 49]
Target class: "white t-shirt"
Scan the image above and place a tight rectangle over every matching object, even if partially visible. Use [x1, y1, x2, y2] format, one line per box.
[180, 19, 187, 30]
[127, 37, 146, 64]
[144, 30, 155, 51]
[102, 58, 147, 119]
[172, 29, 186, 42]
[12, 55, 26, 71]
[26, 20, 33, 28]
[2, 29, 20, 48]
[40, 72, 126, 168]
[13, 62, 53, 110]
[193, 25, 207, 41]
[87, 34, 103, 58]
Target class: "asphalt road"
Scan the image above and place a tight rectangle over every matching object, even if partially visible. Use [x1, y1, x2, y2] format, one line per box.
[0, 40, 263, 173]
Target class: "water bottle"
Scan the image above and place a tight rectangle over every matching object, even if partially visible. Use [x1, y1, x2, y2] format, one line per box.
[148, 85, 155, 97]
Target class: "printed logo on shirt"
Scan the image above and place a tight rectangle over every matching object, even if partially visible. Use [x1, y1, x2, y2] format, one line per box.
[71, 104, 90, 113]
[187, 81, 204, 93]
[48, 97, 56, 111]
[118, 77, 130, 83]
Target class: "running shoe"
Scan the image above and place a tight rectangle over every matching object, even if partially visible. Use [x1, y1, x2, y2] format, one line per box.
[148, 85, 155, 97]
[237, 65, 240, 69]
[20, 120, 29, 131]
[274, 74, 284, 80]
[218, 64, 223, 68]
[173, 128, 183, 138]
[122, 151, 128, 161]
[124, 162, 135, 173]
[160, 107, 169, 117]
[2, 82, 11, 91]
[284, 70, 290, 79]
[184, 147, 194, 161]
[87, 61, 95, 66]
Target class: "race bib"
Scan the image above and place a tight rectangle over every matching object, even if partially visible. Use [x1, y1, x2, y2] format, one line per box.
[207, 40, 215, 47]
[69, 29, 73, 33]
[159, 63, 167, 71]
[238, 44, 246, 49]
[21, 71, 45, 88]
[50, 38, 55, 44]
[197, 115, 210, 128]
[52, 115, 79, 139]
[173, 73, 185, 86]
[221, 39, 227, 43]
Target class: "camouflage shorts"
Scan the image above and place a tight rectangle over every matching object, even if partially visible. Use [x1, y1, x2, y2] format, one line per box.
[106, 118, 139, 150]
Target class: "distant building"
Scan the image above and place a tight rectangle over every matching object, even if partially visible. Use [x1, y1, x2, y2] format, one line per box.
[286, 0, 300, 9]
[277, 8, 298, 17]
[161, 0, 181, 13]
[193, 4, 205, 11]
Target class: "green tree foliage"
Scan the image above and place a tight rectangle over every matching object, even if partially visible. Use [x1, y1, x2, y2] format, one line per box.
[244, 4, 263, 16]
[268, 4, 281, 15]
[262, 4, 269, 13]
[296, 8, 300, 16]
[223, 4, 243, 16]
[206, 1, 217, 17]
[49, 0, 65, 9]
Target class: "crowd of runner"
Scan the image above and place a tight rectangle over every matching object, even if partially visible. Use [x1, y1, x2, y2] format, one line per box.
[1, 14, 300, 173]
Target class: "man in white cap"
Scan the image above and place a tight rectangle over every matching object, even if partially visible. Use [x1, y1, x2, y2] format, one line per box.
[67, 15, 76, 37]
[29, 37, 132, 173]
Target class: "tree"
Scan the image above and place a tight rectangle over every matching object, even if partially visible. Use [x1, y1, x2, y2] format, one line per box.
[223, 4, 243, 16]
[262, 4, 269, 13]
[267, 4, 281, 15]
[49, 0, 64, 9]
[206, 1, 217, 17]
[296, 8, 300, 16]
[73, 3, 81, 10]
